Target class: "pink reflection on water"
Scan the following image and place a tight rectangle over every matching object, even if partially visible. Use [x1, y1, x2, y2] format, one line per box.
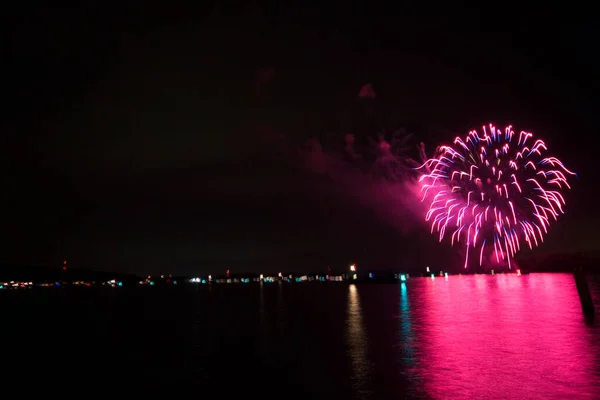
[416, 274, 598, 399]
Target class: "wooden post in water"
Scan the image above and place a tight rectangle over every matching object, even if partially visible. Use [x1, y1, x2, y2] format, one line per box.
[574, 266, 595, 318]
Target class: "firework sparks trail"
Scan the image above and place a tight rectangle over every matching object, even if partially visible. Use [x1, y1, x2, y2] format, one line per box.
[417, 124, 576, 268]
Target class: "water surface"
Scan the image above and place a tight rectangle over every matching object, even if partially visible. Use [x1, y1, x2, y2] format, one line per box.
[3, 273, 599, 398]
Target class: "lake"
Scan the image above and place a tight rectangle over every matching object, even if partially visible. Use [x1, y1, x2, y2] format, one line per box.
[2, 273, 599, 398]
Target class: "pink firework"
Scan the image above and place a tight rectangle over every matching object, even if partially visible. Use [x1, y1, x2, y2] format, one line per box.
[418, 124, 576, 269]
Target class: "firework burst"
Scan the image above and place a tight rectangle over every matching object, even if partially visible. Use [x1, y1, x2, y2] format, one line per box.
[417, 124, 576, 268]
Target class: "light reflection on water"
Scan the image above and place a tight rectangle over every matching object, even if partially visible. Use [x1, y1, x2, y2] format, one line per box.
[399, 282, 417, 375]
[3, 272, 599, 398]
[347, 284, 374, 398]
[388, 273, 600, 399]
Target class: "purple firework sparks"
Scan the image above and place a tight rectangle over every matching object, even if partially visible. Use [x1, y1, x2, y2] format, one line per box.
[417, 124, 576, 269]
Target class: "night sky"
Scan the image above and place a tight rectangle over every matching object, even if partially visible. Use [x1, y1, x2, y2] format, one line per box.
[3, 4, 599, 275]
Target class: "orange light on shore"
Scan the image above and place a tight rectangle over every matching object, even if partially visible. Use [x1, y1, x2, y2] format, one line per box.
[350, 264, 356, 272]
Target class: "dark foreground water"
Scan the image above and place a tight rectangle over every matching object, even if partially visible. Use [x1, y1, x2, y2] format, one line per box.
[2, 273, 600, 399]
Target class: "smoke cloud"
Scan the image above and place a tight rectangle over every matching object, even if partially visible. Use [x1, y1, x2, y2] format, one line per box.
[298, 129, 431, 235]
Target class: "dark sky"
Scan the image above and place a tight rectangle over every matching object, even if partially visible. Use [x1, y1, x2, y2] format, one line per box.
[3, 4, 599, 275]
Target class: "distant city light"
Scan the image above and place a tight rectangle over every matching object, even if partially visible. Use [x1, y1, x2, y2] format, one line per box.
[350, 264, 356, 272]
[0, 268, 504, 291]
